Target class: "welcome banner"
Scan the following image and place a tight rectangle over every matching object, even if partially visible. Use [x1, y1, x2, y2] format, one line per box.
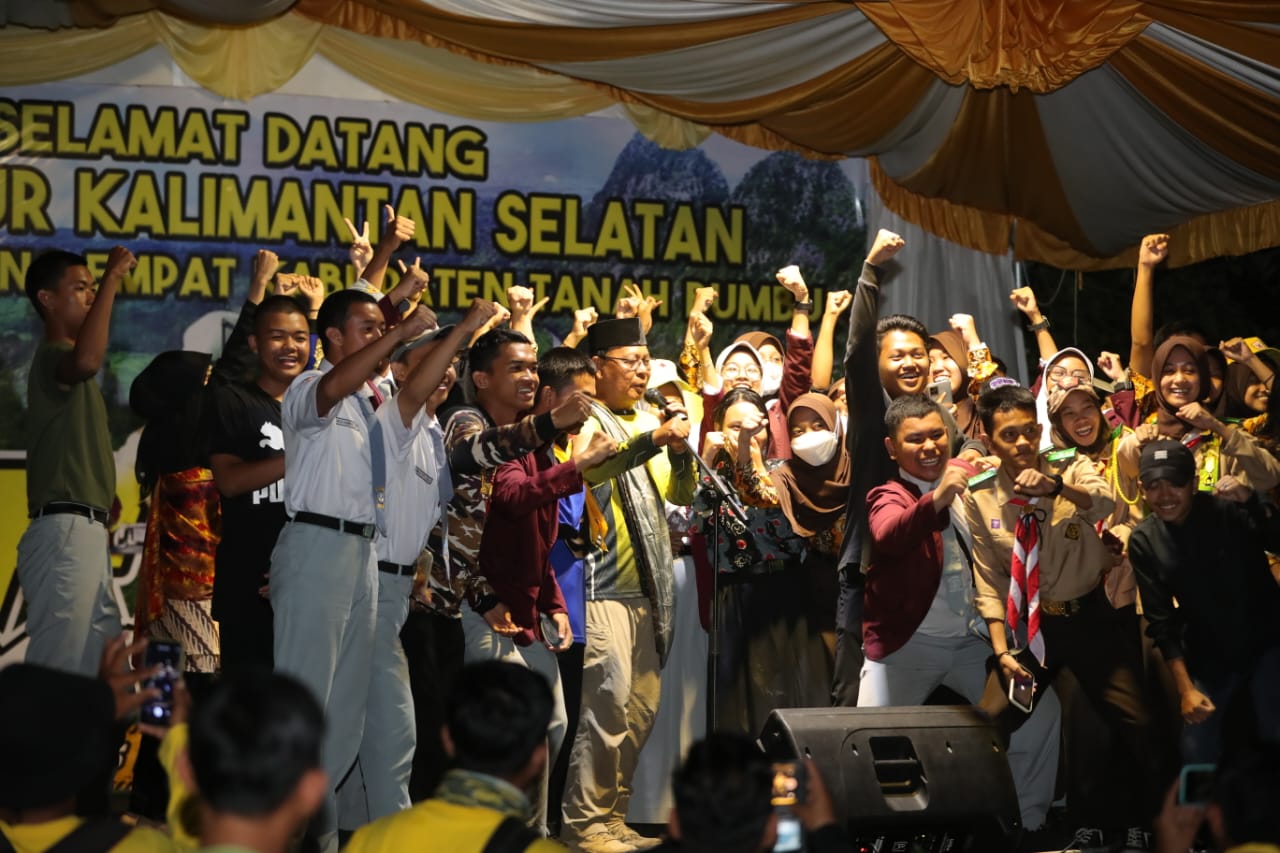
[0, 81, 865, 663]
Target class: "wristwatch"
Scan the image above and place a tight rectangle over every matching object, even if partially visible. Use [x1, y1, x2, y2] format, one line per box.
[1048, 473, 1064, 497]
[793, 300, 813, 314]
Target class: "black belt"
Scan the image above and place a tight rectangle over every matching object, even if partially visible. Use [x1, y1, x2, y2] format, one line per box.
[32, 502, 108, 525]
[378, 560, 415, 577]
[292, 511, 376, 540]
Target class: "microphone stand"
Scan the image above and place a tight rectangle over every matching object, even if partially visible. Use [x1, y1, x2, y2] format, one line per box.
[644, 392, 747, 735]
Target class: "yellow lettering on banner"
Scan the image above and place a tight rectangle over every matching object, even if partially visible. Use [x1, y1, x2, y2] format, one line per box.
[550, 275, 580, 313]
[0, 249, 31, 294]
[118, 172, 166, 236]
[88, 107, 126, 157]
[174, 112, 215, 162]
[446, 127, 487, 179]
[595, 201, 633, 259]
[126, 106, 176, 160]
[581, 274, 611, 311]
[264, 113, 301, 167]
[335, 118, 370, 170]
[434, 188, 474, 253]
[663, 206, 701, 263]
[213, 111, 248, 164]
[366, 121, 404, 173]
[455, 268, 480, 306]
[432, 267, 456, 306]
[560, 198, 594, 257]
[128, 255, 181, 297]
[481, 270, 517, 305]
[21, 102, 53, 153]
[74, 168, 126, 236]
[313, 182, 358, 245]
[55, 104, 86, 155]
[180, 256, 213, 299]
[0, 166, 53, 234]
[705, 207, 743, 264]
[529, 195, 560, 256]
[493, 192, 528, 255]
[298, 117, 340, 170]
[633, 202, 665, 260]
[216, 176, 271, 238]
[0, 100, 18, 154]
[210, 256, 236, 299]
[271, 180, 309, 242]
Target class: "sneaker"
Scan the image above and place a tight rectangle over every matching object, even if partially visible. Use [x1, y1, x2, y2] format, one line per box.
[1063, 826, 1106, 851]
[1113, 826, 1151, 851]
[609, 822, 663, 850]
[572, 828, 633, 853]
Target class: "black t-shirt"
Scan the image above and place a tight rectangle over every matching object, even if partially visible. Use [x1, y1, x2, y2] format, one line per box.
[205, 381, 288, 616]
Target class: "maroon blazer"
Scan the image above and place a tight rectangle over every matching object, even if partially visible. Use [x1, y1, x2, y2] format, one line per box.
[862, 477, 951, 661]
[479, 445, 577, 646]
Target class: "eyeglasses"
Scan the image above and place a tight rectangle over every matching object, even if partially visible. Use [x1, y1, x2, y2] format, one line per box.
[722, 364, 762, 380]
[1048, 367, 1090, 383]
[602, 355, 651, 373]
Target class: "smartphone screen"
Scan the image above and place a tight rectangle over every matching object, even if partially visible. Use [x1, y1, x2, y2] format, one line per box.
[772, 813, 802, 853]
[141, 640, 184, 725]
[1178, 763, 1216, 806]
[927, 379, 953, 405]
[1008, 673, 1035, 714]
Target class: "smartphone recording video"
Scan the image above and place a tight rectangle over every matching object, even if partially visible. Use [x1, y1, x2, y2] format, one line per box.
[141, 640, 184, 725]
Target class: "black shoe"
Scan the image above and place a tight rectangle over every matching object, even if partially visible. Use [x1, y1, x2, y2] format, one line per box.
[1060, 826, 1106, 852]
[1111, 826, 1150, 852]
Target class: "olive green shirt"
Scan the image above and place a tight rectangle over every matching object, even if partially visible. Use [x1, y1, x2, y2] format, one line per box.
[26, 340, 115, 515]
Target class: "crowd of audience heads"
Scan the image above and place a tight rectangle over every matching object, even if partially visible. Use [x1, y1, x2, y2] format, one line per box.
[7, 218, 1280, 853]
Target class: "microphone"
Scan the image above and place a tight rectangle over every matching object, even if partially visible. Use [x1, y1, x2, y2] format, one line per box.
[643, 388, 678, 421]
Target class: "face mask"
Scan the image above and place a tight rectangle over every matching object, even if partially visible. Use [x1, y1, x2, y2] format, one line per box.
[760, 362, 783, 396]
[791, 429, 839, 467]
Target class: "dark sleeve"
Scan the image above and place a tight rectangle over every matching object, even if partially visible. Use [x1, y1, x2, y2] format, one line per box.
[209, 301, 258, 387]
[805, 824, 850, 853]
[866, 484, 948, 559]
[378, 294, 401, 330]
[1108, 389, 1142, 428]
[843, 261, 885, 457]
[779, 328, 813, 410]
[204, 385, 243, 457]
[536, 567, 568, 616]
[491, 455, 584, 516]
[305, 319, 319, 371]
[1128, 527, 1185, 663]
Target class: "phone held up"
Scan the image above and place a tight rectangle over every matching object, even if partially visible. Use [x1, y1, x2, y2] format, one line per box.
[141, 640, 185, 725]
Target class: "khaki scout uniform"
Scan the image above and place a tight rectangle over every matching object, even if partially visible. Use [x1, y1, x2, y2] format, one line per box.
[964, 448, 1167, 822]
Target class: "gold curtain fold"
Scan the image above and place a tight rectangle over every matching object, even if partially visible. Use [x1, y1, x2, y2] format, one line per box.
[870, 159, 1012, 255]
[148, 11, 322, 100]
[1142, 8, 1280, 67]
[1139, 1, 1280, 21]
[314, 25, 614, 121]
[887, 86, 1100, 255]
[1109, 35, 1280, 181]
[874, 158, 1280, 269]
[855, 0, 1149, 93]
[0, 14, 156, 83]
[291, 0, 848, 63]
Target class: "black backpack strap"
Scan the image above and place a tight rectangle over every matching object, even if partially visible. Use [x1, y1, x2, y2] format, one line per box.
[481, 816, 540, 853]
[45, 818, 132, 853]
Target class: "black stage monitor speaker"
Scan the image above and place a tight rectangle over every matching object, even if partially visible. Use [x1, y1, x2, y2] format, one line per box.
[758, 705, 1021, 853]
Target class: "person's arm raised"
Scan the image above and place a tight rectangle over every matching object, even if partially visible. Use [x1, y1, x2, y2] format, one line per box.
[396, 300, 498, 427]
[314, 308, 433, 418]
[1130, 233, 1168, 378]
[360, 204, 416, 293]
[1009, 286, 1058, 362]
[813, 289, 851, 392]
[57, 245, 134, 386]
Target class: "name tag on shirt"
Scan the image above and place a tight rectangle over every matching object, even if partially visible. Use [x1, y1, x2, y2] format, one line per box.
[415, 465, 434, 485]
[335, 416, 359, 431]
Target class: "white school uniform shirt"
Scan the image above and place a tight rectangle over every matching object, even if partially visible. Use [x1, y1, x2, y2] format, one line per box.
[374, 399, 441, 566]
[281, 360, 377, 523]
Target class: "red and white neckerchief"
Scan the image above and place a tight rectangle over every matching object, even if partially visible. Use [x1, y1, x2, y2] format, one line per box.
[1008, 503, 1046, 666]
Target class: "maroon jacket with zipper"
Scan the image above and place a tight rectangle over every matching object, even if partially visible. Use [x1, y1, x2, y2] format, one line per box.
[862, 476, 952, 661]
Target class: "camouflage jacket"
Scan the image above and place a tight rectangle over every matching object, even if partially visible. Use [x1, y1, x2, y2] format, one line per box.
[419, 404, 560, 617]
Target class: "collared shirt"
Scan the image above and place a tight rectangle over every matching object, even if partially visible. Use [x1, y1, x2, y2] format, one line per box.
[374, 400, 438, 566]
[963, 453, 1116, 622]
[281, 359, 374, 522]
[901, 469, 974, 638]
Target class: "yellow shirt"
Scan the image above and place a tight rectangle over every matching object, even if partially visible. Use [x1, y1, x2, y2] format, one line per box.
[344, 799, 564, 853]
[0, 818, 176, 853]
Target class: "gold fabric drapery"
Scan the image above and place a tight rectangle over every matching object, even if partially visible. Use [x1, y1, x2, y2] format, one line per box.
[4, 1, 1280, 269]
[854, 0, 1150, 93]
